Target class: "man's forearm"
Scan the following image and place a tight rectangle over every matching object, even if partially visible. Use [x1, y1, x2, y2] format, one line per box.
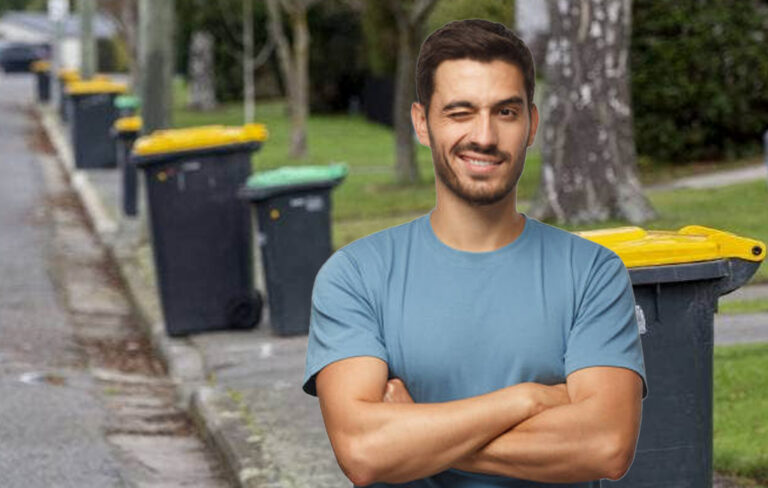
[454, 391, 642, 482]
[325, 383, 560, 485]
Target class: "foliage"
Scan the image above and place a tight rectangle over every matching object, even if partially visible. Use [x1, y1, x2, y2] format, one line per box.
[176, 0, 273, 102]
[426, 0, 514, 34]
[631, 0, 768, 163]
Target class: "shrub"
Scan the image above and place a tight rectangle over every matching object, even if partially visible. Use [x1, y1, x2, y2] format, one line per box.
[631, 0, 768, 163]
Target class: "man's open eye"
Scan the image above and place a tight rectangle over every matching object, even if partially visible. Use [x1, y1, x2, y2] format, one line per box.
[499, 108, 518, 118]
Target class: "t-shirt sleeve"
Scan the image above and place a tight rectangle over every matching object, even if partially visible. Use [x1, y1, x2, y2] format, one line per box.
[564, 252, 648, 398]
[302, 249, 388, 396]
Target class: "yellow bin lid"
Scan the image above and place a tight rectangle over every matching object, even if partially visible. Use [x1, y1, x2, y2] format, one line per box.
[577, 225, 766, 268]
[66, 79, 127, 95]
[133, 124, 268, 156]
[114, 116, 142, 133]
[31, 60, 51, 72]
[57, 68, 80, 81]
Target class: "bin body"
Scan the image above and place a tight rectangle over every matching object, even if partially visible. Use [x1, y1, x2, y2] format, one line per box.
[601, 259, 760, 488]
[115, 129, 139, 216]
[69, 92, 119, 168]
[35, 71, 50, 102]
[135, 144, 261, 336]
[247, 183, 337, 336]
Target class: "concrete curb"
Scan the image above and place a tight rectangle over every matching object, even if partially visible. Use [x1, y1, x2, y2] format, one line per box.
[35, 105, 271, 487]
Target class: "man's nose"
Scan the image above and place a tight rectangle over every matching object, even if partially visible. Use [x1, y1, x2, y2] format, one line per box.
[469, 113, 498, 149]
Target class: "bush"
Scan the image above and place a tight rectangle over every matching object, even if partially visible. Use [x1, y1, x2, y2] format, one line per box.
[631, 0, 768, 163]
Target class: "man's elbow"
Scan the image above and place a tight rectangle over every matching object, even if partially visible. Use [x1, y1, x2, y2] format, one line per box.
[599, 434, 637, 481]
[334, 435, 382, 486]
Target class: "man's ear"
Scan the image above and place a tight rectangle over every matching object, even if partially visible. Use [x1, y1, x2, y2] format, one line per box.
[527, 103, 539, 148]
[411, 102, 430, 148]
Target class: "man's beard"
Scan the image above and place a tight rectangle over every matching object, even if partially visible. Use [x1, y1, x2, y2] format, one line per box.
[428, 127, 527, 207]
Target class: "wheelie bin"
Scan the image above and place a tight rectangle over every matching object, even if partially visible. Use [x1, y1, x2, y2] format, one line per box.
[576, 226, 766, 488]
[115, 94, 140, 118]
[66, 79, 127, 169]
[30, 60, 51, 103]
[239, 164, 348, 336]
[112, 116, 142, 216]
[131, 124, 268, 336]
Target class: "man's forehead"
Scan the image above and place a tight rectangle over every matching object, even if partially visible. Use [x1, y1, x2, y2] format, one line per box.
[431, 58, 526, 104]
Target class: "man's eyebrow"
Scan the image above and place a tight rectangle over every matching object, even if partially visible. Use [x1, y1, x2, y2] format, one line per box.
[441, 96, 525, 113]
[441, 100, 475, 112]
[493, 96, 525, 109]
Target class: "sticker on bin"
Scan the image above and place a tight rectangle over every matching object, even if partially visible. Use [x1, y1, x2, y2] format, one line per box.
[289, 196, 325, 211]
[635, 305, 647, 335]
[577, 226, 766, 268]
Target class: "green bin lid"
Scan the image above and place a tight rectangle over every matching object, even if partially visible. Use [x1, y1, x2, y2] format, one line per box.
[246, 163, 349, 189]
[115, 95, 140, 110]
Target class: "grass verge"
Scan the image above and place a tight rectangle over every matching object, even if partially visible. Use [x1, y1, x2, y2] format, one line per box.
[714, 343, 768, 484]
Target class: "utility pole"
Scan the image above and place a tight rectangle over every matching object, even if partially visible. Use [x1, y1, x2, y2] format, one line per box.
[79, 0, 96, 78]
[48, 0, 69, 108]
[243, 0, 255, 124]
[138, 0, 175, 133]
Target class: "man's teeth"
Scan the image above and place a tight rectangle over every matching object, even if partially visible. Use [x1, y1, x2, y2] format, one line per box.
[468, 159, 498, 166]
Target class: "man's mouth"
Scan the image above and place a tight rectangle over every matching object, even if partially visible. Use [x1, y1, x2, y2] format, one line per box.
[458, 154, 504, 168]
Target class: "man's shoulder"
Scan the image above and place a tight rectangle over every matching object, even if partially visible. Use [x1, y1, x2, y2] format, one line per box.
[336, 213, 425, 262]
[527, 217, 623, 268]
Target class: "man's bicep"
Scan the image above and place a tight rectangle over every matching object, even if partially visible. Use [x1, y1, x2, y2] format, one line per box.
[316, 356, 389, 436]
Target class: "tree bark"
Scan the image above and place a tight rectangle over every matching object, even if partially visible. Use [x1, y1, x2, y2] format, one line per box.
[188, 31, 218, 111]
[389, 0, 439, 185]
[79, 0, 96, 78]
[530, 0, 655, 224]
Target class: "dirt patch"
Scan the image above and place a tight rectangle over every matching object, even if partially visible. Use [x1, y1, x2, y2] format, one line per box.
[26, 107, 56, 155]
[79, 336, 167, 376]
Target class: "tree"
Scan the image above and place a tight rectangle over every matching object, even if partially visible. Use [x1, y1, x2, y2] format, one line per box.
[265, 0, 320, 159]
[530, 0, 654, 224]
[187, 30, 218, 110]
[102, 0, 140, 88]
[388, 0, 439, 185]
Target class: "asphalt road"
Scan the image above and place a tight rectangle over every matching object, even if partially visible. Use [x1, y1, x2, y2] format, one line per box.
[0, 73, 128, 486]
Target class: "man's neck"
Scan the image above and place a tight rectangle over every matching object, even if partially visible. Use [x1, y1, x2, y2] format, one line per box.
[429, 194, 525, 253]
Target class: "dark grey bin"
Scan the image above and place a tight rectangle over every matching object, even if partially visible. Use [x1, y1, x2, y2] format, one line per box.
[239, 166, 347, 336]
[602, 256, 763, 488]
[133, 139, 264, 336]
[112, 118, 141, 216]
[68, 88, 123, 169]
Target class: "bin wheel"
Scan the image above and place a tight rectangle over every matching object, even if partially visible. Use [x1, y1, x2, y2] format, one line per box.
[226, 291, 262, 330]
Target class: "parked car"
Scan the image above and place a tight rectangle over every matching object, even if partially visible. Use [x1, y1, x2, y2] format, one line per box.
[0, 42, 50, 73]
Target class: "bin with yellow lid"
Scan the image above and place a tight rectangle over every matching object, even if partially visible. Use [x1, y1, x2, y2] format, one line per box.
[130, 124, 268, 336]
[112, 116, 143, 216]
[576, 226, 765, 488]
[66, 80, 128, 169]
[30, 60, 52, 103]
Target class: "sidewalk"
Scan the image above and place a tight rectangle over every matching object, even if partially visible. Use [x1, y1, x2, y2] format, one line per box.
[37, 103, 768, 488]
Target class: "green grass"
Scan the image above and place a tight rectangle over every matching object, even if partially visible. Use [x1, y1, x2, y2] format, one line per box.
[720, 298, 768, 315]
[714, 343, 768, 483]
[171, 95, 768, 282]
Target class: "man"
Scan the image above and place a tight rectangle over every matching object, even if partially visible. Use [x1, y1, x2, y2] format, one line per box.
[303, 19, 646, 487]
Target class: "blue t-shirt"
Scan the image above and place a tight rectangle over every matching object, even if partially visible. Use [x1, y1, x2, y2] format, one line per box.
[303, 212, 646, 487]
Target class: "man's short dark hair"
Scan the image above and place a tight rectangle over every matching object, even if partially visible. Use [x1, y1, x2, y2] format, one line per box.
[416, 19, 535, 112]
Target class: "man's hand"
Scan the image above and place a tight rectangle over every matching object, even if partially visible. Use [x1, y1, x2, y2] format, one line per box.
[382, 378, 414, 404]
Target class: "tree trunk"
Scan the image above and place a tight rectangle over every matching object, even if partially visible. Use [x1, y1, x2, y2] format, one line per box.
[79, 0, 96, 78]
[289, 6, 309, 158]
[187, 31, 217, 111]
[243, 0, 256, 123]
[530, 0, 655, 224]
[120, 0, 140, 90]
[392, 12, 419, 184]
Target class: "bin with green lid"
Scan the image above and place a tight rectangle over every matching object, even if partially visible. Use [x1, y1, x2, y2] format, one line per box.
[239, 163, 348, 336]
[66, 79, 127, 169]
[112, 116, 142, 216]
[31, 60, 51, 103]
[576, 226, 766, 487]
[114, 94, 140, 118]
[131, 124, 268, 336]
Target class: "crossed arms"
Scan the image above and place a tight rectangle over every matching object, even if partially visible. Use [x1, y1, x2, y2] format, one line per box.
[316, 356, 643, 486]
